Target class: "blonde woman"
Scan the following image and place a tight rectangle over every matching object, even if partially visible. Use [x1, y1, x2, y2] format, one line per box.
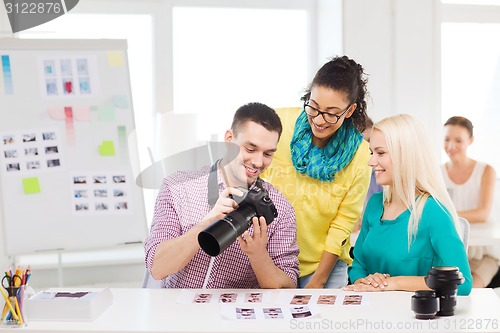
[346, 114, 472, 295]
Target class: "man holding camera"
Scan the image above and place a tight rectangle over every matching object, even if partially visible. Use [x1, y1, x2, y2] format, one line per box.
[144, 102, 299, 289]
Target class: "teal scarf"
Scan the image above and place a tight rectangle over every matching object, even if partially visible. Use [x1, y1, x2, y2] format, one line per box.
[290, 110, 363, 182]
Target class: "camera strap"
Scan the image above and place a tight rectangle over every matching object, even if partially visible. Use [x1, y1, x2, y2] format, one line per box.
[207, 160, 220, 207]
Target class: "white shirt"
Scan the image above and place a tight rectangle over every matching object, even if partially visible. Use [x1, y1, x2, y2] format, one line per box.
[441, 161, 498, 260]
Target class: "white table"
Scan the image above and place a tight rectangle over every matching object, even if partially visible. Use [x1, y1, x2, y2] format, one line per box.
[469, 223, 500, 247]
[2, 288, 499, 333]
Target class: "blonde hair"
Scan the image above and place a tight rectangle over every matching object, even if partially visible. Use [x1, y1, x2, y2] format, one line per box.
[373, 114, 460, 248]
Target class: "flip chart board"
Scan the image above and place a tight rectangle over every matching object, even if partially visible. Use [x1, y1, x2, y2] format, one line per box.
[0, 39, 148, 255]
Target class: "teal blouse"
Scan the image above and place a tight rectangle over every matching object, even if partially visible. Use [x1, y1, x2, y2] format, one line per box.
[349, 192, 472, 295]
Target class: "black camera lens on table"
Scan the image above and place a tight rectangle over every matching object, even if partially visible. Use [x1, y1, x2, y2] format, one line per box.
[411, 290, 438, 319]
[412, 266, 464, 319]
[425, 266, 464, 316]
[198, 185, 278, 257]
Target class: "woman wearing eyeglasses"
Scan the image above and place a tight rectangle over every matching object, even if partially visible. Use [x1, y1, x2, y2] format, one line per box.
[262, 56, 372, 288]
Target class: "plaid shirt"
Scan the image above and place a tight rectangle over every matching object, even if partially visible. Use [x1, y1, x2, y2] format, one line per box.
[144, 165, 299, 288]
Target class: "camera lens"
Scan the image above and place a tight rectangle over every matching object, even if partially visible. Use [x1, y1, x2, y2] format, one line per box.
[198, 206, 256, 256]
[424, 266, 464, 316]
[411, 290, 438, 320]
[198, 185, 278, 257]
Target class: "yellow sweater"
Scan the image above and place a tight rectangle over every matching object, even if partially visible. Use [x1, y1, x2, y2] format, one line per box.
[262, 107, 371, 277]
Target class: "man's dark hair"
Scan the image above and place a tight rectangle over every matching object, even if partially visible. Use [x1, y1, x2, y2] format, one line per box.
[231, 102, 283, 139]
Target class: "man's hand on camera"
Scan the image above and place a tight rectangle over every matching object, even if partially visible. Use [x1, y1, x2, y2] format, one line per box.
[205, 187, 245, 221]
[238, 216, 268, 258]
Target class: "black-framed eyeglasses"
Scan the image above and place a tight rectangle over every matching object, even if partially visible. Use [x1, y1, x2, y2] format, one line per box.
[303, 101, 351, 124]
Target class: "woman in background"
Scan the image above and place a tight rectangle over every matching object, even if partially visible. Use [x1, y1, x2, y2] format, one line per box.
[346, 114, 472, 295]
[442, 116, 498, 288]
[263, 55, 372, 288]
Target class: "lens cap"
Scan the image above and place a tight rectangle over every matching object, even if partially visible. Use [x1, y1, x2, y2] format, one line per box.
[425, 266, 464, 290]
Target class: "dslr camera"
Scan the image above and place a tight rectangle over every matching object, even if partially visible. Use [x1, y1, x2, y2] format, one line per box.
[198, 183, 278, 256]
[411, 266, 464, 319]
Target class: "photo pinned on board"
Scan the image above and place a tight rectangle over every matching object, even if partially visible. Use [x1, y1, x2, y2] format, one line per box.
[44, 59, 56, 76]
[74, 190, 88, 198]
[6, 163, 20, 172]
[47, 159, 61, 167]
[115, 202, 128, 210]
[73, 176, 87, 184]
[113, 175, 126, 183]
[75, 203, 89, 211]
[113, 189, 125, 197]
[24, 148, 38, 156]
[4, 149, 18, 158]
[3, 135, 15, 144]
[22, 133, 36, 142]
[60, 59, 73, 76]
[77, 58, 89, 76]
[94, 189, 108, 197]
[45, 146, 59, 154]
[93, 175, 107, 184]
[42, 132, 56, 140]
[46, 79, 58, 95]
[79, 77, 91, 94]
[26, 161, 41, 170]
[95, 203, 108, 211]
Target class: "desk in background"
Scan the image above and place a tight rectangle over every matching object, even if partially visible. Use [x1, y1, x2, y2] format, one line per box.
[1, 288, 499, 333]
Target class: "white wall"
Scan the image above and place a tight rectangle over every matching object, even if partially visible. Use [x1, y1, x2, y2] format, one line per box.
[343, 0, 441, 149]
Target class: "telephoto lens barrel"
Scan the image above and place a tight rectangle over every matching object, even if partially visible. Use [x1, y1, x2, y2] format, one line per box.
[198, 185, 278, 257]
[198, 206, 256, 257]
[424, 266, 464, 316]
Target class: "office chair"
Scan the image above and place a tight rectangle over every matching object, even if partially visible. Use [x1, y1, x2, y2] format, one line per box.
[486, 268, 500, 288]
[458, 217, 470, 251]
[457, 217, 500, 288]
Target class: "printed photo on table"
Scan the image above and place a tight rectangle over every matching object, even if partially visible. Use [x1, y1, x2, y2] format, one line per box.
[192, 293, 212, 303]
[317, 295, 337, 305]
[290, 306, 312, 318]
[263, 308, 283, 319]
[236, 308, 256, 320]
[290, 294, 311, 305]
[219, 293, 237, 303]
[244, 293, 262, 303]
[343, 295, 362, 305]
